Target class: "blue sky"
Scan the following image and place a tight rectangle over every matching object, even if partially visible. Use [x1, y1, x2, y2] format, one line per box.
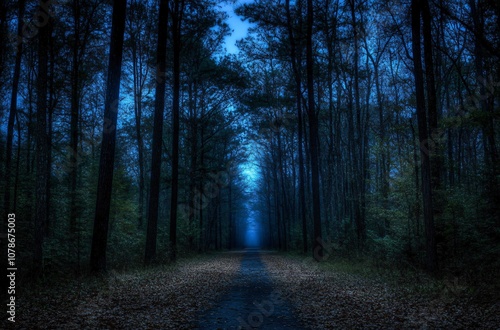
[221, 0, 254, 54]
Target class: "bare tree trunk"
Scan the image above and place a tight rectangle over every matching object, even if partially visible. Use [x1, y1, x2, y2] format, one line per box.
[198, 124, 205, 252]
[266, 166, 273, 248]
[272, 145, 283, 250]
[34, 3, 51, 272]
[307, 0, 323, 260]
[286, 0, 308, 253]
[129, 27, 146, 229]
[411, 0, 437, 273]
[145, 0, 169, 265]
[26, 73, 32, 174]
[14, 112, 22, 211]
[135, 100, 145, 229]
[188, 81, 198, 251]
[422, 0, 442, 208]
[349, 0, 366, 247]
[470, 0, 500, 224]
[169, 0, 184, 261]
[278, 131, 288, 250]
[90, 0, 127, 273]
[229, 174, 234, 249]
[69, 0, 81, 248]
[46, 19, 55, 237]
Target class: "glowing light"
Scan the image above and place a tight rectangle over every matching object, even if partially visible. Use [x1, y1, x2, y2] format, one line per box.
[245, 230, 259, 247]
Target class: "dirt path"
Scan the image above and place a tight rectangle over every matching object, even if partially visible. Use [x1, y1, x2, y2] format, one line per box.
[196, 249, 304, 329]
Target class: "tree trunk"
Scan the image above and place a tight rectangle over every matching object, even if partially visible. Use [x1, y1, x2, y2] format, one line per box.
[350, 0, 366, 246]
[411, 0, 437, 273]
[46, 19, 55, 237]
[90, 0, 127, 273]
[286, 0, 308, 253]
[34, 3, 51, 272]
[188, 81, 198, 251]
[198, 124, 205, 252]
[130, 29, 146, 230]
[266, 166, 273, 248]
[470, 0, 500, 225]
[14, 112, 22, 211]
[278, 131, 288, 250]
[229, 174, 234, 249]
[272, 145, 283, 250]
[145, 0, 169, 265]
[307, 0, 323, 260]
[422, 0, 442, 203]
[169, 0, 184, 261]
[69, 0, 81, 248]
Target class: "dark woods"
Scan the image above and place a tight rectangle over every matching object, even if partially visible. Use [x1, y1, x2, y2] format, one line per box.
[237, 0, 499, 280]
[0, 0, 498, 284]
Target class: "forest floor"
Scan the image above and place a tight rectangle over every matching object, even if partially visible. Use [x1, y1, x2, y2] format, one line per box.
[261, 252, 499, 329]
[7, 249, 500, 329]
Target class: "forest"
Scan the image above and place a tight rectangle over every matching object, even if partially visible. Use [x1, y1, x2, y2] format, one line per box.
[0, 0, 499, 328]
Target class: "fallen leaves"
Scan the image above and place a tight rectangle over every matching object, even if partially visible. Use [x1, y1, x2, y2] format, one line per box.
[261, 253, 500, 329]
[12, 251, 499, 329]
[16, 253, 242, 329]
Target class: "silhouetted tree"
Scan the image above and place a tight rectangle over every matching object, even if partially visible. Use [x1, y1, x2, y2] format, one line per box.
[306, 0, 323, 260]
[145, 0, 169, 265]
[90, 0, 127, 273]
[411, 0, 437, 273]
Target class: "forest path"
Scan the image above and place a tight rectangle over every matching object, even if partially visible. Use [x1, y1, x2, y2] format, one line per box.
[18, 250, 499, 329]
[196, 248, 304, 329]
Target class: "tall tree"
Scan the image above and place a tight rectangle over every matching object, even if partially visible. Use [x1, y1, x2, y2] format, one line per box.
[422, 0, 441, 205]
[34, 0, 51, 272]
[349, 0, 366, 246]
[90, 0, 127, 273]
[69, 0, 81, 244]
[145, 0, 169, 265]
[306, 0, 323, 260]
[411, 0, 437, 273]
[286, 0, 308, 253]
[169, 0, 184, 261]
[469, 0, 500, 224]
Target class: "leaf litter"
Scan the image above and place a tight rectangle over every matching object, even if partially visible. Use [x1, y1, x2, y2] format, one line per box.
[13, 251, 499, 329]
[16, 253, 242, 329]
[261, 253, 500, 329]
